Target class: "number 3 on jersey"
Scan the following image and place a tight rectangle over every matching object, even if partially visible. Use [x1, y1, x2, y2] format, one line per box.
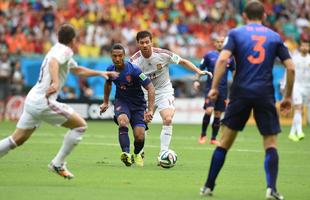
[247, 35, 266, 64]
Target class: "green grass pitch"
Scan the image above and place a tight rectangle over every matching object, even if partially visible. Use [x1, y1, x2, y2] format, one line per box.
[0, 121, 309, 200]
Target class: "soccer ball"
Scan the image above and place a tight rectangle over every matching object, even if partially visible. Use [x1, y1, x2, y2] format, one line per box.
[159, 149, 177, 168]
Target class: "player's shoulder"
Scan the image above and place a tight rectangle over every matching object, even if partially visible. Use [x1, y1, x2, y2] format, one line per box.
[152, 47, 174, 57]
[207, 50, 218, 57]
[130, 50, 142, 62]
[48, 43, 73, 63]
[106, 64, 115, 71]
[126, 61, 141, 71]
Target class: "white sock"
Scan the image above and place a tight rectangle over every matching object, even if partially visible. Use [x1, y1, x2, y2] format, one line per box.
[160, 125, 172, 152]
[293, 110, 303, 135]
[52, 126, 86, 166]
[290, 116, 297, 136]
[0, 136, 17, 158]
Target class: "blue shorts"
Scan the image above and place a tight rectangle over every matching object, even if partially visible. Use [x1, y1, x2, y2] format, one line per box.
[114, 99, 146, 129]
[222, 97, 281, 135]
[203, 93, 227, 112]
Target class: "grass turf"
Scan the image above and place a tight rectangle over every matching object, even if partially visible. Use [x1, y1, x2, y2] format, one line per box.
[0, 121, 309, 200]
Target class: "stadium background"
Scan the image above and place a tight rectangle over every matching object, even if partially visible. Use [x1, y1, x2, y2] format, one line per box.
[0, 0, 309, 123]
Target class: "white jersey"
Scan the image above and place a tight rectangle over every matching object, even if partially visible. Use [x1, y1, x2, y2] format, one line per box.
[292, 52, 310, 88]
[26, 43, 78, 103]
[130, 47, 181, 95]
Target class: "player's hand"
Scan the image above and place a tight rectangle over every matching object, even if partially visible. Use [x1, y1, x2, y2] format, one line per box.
[46, 82, 59, 97]
[208, 88, 219, 101]
[193, 80, 200, 91]
[144, 110, 153, 123]
[100, 102, 109, 115]
[199, 70, 213, 78]
[280, 97, 292, 116]
[102, 71, 119, 80]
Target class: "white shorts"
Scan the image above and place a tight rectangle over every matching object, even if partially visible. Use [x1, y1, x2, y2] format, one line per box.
[155, 93, 175, 112]
[293, 86, 310, 105]
[17, 99, 74, 129]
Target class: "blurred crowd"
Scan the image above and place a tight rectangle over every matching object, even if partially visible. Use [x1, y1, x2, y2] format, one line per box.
[0, 0, 309, 58]
[0, 0, 309, 103]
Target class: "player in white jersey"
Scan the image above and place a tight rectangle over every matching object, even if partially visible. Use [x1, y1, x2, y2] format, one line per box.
[0, 24, 118, 179]
[130, 31, 212, 160]
[287, 40, 310, 141]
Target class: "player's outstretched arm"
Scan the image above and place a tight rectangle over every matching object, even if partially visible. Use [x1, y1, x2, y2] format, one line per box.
[46, 58, 60, 97]
[179, 58, 212, 78]
[100, 81, 112, 114]
[144, 82, 155, 123]
[208, 49, 231, 100]
[280, 58, 295, 116]
[70, 67, 119, 79]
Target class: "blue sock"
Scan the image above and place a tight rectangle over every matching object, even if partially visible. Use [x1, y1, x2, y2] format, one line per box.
[211, 117, 220, 140]
[201, 114, 211, 137]
[205, 147, 227, 190]
[264, 147, 279, 191]
[134, 140, 144, 154]
[118, 127, 130, 153]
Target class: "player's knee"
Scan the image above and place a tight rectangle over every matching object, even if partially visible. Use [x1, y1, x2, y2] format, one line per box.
[205, 107, 214, 115]
[118, 119, 129, 127]
[163, 117, 172, 125]
[67, 126, 87, 144]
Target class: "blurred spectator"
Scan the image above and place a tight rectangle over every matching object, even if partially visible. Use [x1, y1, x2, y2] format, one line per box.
[0, 0, 308, 58]
[79, 78, 94, 100]
[10, 60, 24, 95]
[0, 0, 308, 100]
[59, 86, 77, 100]
[0, 51, 12, 120]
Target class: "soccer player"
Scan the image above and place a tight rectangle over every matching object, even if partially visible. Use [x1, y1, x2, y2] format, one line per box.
[130, 30, 212, 160]
[287, 40, 310, 142]
[193, 35, 235, 145]
[200, 1, 295, 200]
[0, 24, 118, 179]
[100, 43, 155, 167]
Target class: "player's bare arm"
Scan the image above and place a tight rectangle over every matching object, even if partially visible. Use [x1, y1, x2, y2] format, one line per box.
[70, 67, 119, 79]
[144, 82, 155, 123]
[208, 49, 231, 100]
[179, 58, 212, 78]
[46, 57, 60, 97]
[100, 81, 112, 114]
[280, 58, 295, 115]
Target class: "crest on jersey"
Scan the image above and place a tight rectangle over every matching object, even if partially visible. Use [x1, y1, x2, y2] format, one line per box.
[157, 63, 163, 70]
[126, 75, 132, 82]
[139, 73, 147, 81]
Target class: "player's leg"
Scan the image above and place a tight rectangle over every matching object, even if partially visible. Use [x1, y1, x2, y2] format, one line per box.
[210, 95, 226, 144]
[254, 98, 284, 200]
[132, 126, 146, 167]
[201, 125, 238, 196]
[0, 128, 36, 157]
[113, 99, 132, 166]
[0, 108, 38, 157]
[289, 87, 302, 141]
[131, 109, 147, 166]
[157, 95, 175, 153]
[50, 111, 87, 166]
[117, 113, 133, 167]
[199, 99, 214, 144]
[41, 100, 86, 179]
[210, 110, 221, 145]
[201, 98, 251, 196]
[293, 104, 304, 140]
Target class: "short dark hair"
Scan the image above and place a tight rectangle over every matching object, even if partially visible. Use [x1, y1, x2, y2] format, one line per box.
[136, 30, 152, 42]
[58, 24, 76, 45]
[111, 43, 125, 54]
[244, 1, 265, 20]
